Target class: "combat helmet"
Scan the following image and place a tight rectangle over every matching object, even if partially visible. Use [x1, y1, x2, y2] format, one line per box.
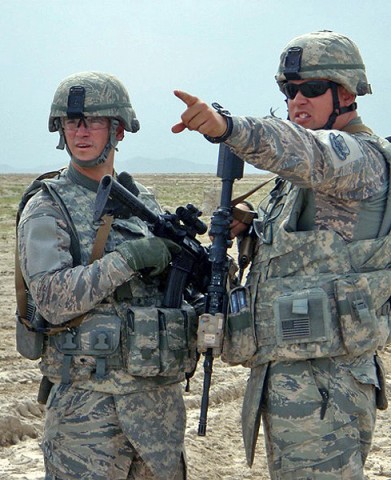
[275, 31, 371, 129]
[49, 71, 140, 167]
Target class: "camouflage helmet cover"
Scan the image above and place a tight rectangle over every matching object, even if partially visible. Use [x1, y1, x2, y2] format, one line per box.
[275, 30, 372, 96]
[48, 71, 140, 132]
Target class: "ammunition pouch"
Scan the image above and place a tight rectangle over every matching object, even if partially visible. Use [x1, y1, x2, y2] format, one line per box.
[335, 276, 382, 355]
[243, 271, 391, 368]
[126, 305, 197, 377]
[42, 303, 198, 383]
[222, 285, 257, 365]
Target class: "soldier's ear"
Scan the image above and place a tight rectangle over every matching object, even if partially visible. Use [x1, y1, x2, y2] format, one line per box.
[338, 86, 356, 107]
[116, 123, 125, 141]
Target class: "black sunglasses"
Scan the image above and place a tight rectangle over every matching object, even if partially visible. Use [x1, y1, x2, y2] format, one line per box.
[282, 80, 334, 100]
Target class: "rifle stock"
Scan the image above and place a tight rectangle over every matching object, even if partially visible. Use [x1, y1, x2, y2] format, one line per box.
[198, 144, 244, 436]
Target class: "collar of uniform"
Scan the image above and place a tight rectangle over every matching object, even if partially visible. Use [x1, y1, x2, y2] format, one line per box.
[341, 116, 373, 135]
[67, 162, 101, 192]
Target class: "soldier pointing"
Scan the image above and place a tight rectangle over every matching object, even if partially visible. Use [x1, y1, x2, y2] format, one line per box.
[173, 30, 391, 479]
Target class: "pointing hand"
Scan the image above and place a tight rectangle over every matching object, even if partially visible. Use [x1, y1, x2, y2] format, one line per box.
[171, 90, 228, 138]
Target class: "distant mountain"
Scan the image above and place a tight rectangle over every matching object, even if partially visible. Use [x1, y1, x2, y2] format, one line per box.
[0, 156, 219, 174]
[121, 156, 219, 174]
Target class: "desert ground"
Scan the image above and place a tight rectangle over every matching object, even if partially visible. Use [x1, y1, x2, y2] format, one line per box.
[0, 173, 390, 480]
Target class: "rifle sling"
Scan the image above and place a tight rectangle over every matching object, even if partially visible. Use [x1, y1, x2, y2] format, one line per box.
[231, 175, 278, 206]
[231, 175, 278, 224]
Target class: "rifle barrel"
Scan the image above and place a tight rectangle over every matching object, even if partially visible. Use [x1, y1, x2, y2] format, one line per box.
[197, 144, 244, 436]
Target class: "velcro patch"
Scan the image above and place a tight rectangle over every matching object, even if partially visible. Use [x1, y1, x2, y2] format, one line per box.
[330, 133, 350, 161]
[317, 130, 365, 167]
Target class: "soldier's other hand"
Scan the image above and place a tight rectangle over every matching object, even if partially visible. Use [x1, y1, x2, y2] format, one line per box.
[171, 90, 228, 138]
[230, 203, 253, 239]
[116, 237, 181, 276]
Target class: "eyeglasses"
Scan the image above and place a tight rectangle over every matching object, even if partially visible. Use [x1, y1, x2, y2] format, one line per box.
[62, 116, 109, 131]
[281, 81, 333, 100]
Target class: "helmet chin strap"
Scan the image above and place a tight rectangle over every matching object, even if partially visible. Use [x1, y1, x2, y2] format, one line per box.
[55, 119, 120, 168]
[319, 83, 357, 130]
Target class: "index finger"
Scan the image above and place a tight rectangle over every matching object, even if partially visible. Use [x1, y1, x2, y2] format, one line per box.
[173, 90, 199, 107]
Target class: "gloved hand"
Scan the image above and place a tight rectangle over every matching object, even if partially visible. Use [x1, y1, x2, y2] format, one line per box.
[116, 237, 181, 276]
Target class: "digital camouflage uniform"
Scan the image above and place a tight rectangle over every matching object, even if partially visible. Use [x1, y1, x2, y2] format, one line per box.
[17, 73, 195, 480]
[219, 32, 391, 479]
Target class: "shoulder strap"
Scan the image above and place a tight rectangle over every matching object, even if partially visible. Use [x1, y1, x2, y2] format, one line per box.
[15, 246, 28, 319]
[15, 176, 114, 334]
[89, 214, 113, 262]
[15, 171, 64, 320]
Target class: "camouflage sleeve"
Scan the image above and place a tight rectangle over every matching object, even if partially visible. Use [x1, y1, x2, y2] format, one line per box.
[17, 192, 134, 325]
[226, 116, 387, 200]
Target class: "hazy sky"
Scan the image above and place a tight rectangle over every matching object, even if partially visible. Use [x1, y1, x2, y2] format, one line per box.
[1, 0, 390, 173]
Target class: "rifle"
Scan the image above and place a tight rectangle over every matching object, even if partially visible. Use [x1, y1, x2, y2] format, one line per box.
[94, 172, 210, 308]
[197, 144, 244, 436]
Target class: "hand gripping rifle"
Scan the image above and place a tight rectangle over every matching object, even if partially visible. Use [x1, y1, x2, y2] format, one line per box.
[94, 172, 209, 309]
[197, 144, 244, 436]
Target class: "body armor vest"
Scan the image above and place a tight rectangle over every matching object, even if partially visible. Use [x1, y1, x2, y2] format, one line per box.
[20, 171, 198, 385]
[238, 135, 391, 367]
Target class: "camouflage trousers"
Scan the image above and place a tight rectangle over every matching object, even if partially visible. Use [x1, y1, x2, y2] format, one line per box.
[260, 357, 377, 479]
[41, 383, 187, 480]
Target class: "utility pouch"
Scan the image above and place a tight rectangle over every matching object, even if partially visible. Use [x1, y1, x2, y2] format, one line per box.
[15, 292, 45, 360]
[335, 276, 381, 355]
[182, 304, 199, 375]
[197, 312, 224, 357]
[126, 307, 160, 376]
[375, 354, 388, 411]
[158, 308, 187, 376]
[125, 306, 194, 377]
[53, 309, 122, 381]
[274, 288, 331, 348]
[222, 286, 257, 365]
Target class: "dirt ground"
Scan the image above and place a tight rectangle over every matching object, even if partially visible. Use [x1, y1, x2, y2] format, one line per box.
[1, 176, 391, 480]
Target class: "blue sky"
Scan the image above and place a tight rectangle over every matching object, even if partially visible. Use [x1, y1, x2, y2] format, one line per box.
[1, 0, 390, 173]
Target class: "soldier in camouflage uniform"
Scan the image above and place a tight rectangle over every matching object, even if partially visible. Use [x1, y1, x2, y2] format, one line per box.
[172, 31, 391, 479]
[17, 72, 196, 479]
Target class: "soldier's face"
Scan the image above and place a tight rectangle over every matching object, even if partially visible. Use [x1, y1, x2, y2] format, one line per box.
[64, 120, 110, 162]
[286, 79, 335, 130]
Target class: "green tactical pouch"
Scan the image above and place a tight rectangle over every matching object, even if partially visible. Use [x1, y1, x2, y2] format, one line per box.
[335, 276, 381, 356]
[126, 307, 160, 376]
[222, 286, 257, 365]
